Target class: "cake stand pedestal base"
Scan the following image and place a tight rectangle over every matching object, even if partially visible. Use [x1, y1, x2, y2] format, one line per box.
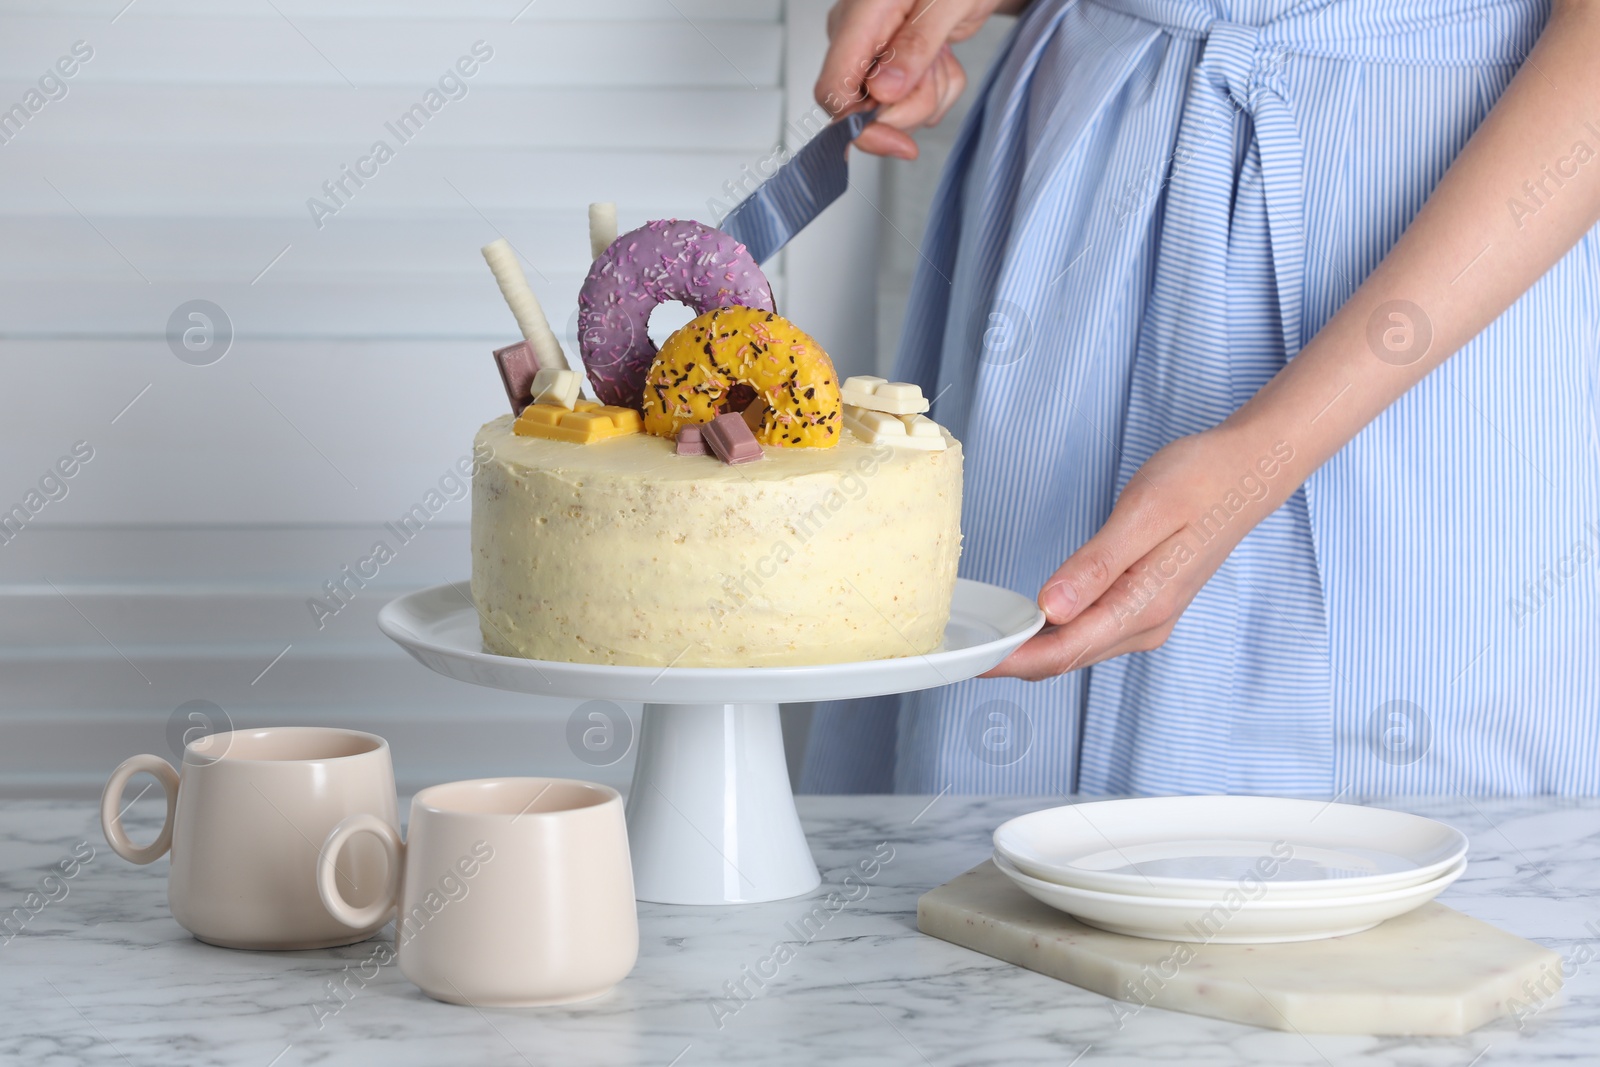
[626, 703, 817, 905]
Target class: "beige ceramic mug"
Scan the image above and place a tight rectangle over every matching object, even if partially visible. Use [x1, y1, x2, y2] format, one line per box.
[318, 777, 638, 1006]
[101, 726, 399, 950]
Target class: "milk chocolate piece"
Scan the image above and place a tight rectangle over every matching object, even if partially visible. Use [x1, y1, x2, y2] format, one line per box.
[703, 412, 763, 465]
[494, 340, 542, 415]
[739, 399, 769, 434]
[676, 424, 708, 456]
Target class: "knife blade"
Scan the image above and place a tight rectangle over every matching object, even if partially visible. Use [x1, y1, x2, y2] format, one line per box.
[717, 109, 877, 266]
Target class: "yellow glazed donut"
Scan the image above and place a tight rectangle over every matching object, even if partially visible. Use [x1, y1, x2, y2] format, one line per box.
[642, 306, 843, 448]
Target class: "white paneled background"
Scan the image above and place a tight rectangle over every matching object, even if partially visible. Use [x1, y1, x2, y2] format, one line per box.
[0, 0, 1007, 797]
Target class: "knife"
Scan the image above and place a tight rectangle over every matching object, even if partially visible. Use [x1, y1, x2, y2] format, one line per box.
[717, 109, 877, 266]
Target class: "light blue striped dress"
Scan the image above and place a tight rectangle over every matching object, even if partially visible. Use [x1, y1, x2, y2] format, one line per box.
[801, 0, 1600, 796]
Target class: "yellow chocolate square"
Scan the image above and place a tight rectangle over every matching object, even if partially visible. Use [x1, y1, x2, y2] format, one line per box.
[513, 400, 642, 444]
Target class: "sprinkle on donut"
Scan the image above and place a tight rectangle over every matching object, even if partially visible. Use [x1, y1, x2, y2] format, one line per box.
[642, 306, 843, 449]
[577, 219, 775, 411]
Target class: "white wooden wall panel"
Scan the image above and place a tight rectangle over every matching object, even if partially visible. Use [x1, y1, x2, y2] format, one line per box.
[0, 150, 761, 214]
[0, 2, 779, 21]
[0, 270, 734, 335]
[0, 525, 646, 798]
[0, 87, 783, 150]
[1, 340, 495, 524]
[0, 0, 880, 797]
[0, 18, 781, 87]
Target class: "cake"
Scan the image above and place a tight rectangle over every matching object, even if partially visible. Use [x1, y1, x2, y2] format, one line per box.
[471, 416, 962, 667]
[469, 213, 963, 668]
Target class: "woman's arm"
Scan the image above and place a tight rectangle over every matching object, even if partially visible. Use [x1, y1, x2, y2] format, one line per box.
[990, 0, 1600, 679]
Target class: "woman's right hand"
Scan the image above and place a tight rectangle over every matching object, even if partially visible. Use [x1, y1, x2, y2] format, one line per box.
[815, 0, 1024, 159]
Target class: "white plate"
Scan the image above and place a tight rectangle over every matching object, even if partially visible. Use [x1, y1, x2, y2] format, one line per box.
[994, 796, 1468, 901]
[991, 851, 1465, 944]
[377, 578, 1045, 704]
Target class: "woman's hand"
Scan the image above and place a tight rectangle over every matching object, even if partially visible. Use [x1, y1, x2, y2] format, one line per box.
[986, 425, 1304, 680]
[815, 0, 1024, 159]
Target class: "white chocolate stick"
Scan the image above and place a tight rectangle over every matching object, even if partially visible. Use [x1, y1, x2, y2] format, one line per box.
[588, 201, 617, 260]
[481, 238, 568, 371]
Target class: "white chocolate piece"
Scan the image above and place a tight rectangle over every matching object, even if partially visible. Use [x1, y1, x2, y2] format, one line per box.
[842, 375, 887, 398]
[531, 367, 581, 410]
[481, 238, 569, 371]
[588, 201, 618, 260]
[843, 407, 901, 440]
[843, 405, 948, 451]
[841, 375, 930, 415]
[902, 413, 946, 445]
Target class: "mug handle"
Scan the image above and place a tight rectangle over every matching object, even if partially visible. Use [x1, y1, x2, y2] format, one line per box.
[318, 813, 403, 930]
[100, 754, 181, 865]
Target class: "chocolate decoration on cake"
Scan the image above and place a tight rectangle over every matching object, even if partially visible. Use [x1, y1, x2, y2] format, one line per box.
[702, 412, 764, 465]
[675, 424, 707, 456]
[494, 340, 541, 416]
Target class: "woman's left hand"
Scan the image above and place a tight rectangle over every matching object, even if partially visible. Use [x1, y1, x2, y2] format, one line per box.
[985, 424, 1304, 680]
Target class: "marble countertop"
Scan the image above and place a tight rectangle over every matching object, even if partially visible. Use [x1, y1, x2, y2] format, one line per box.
[3, 793, 1597, 1066]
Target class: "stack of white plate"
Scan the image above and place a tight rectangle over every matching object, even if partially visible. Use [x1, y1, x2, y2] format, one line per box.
[992, 796, 1468, 944]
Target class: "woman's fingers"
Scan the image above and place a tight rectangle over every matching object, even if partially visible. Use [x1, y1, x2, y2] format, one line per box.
[874, 62, 940, 128]
[926, 46, 968, 126]
[988, 534, 1198, 680]
[986, 597, 1174, 679]
[982, 427, 1287, 681]
[852, 47, 967, 158]
[983, 605, 1118, 681]
[874, 0, 978, 103]
[854, 121, 921, 159]
[815, 0, 916, 113]
[878, 45, 965, 123]
[1038, 485, 1167, 626]
[816, 0, 979, 113]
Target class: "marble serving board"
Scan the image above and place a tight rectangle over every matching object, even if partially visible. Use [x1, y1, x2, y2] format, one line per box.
[918, 861, 1561, 1036]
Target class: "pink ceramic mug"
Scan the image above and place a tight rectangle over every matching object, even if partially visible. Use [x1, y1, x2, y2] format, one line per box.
[101, 727, 399, 950]
[319, 777, 638, 1006]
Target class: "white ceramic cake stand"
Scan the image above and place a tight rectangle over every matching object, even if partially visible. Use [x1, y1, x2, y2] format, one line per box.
[378, 579, 1044, 906]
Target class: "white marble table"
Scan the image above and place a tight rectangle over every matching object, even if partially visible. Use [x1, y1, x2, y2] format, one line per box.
[3, 794, 1596, 1066]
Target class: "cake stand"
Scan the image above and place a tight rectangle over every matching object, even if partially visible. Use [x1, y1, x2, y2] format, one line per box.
[378, 579, 1044, 906]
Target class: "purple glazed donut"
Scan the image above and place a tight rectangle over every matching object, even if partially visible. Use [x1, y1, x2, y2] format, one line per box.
[577, 219, 775, 410]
